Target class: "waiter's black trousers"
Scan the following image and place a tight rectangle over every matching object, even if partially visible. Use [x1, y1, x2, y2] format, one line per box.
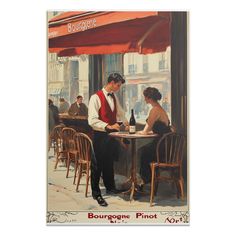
[91, 131, 120, 198]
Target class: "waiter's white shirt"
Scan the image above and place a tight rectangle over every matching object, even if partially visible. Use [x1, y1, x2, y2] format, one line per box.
[88, 88, 127, 132]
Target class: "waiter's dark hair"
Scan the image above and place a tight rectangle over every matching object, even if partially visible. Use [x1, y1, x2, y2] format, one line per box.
[108, 73, 125, 84]
[143, 87, 162, 101]
[77, 95, 83, 99]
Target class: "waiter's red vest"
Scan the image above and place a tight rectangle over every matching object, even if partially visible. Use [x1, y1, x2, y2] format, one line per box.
[96, 90, 117, 125]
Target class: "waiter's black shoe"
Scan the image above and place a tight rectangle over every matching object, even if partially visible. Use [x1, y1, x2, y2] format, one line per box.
[106, 188, 122, 195]
[93, 195, 108, 207]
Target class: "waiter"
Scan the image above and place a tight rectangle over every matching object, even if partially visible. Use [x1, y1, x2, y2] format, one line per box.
[88, 73, 127, 207]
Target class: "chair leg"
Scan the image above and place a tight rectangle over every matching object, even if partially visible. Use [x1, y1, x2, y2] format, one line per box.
[150, 163, 156, 207]
[53, 143, 56, 156]
[54, 152, 60, 170]
[85, 163, 90, 197]
[76, 164, 83, 192]
[73, 159, 78, 185]
[66, 153, 71, 178]
[175, 179, 180, 199]
[48, 136, 51, 152]
[178, 177, 184, 199]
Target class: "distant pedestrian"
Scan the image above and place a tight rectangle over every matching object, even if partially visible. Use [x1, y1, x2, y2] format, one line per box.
[58, 98, 70, 113]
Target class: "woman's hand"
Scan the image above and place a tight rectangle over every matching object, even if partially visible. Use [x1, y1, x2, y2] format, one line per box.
[137, 130, 146, 135]
[137, 130, 153, 135]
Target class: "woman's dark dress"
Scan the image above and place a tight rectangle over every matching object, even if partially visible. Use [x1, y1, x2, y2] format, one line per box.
[139, 121, 171, 184]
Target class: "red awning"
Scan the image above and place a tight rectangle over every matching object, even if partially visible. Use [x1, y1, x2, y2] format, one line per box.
[48, 11, 170, 55]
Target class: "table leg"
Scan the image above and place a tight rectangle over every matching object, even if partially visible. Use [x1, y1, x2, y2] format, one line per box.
[130, 139, 136, 201]
[122, 139, 138, 201]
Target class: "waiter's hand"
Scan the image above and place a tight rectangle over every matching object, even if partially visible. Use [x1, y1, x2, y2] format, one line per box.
[106, 123, 120, 131]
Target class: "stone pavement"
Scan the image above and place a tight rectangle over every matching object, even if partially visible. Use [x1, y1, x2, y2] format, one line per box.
[47, 149, 188, 212]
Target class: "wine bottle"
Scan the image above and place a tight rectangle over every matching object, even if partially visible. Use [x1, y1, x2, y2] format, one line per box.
[129, 109, 136, 134]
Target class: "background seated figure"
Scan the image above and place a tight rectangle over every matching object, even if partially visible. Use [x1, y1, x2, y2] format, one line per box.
[58, 98, 70, 113]
[68, 95, 88, 117]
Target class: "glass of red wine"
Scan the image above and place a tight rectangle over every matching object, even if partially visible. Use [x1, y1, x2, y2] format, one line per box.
[117, 121, 123, 126]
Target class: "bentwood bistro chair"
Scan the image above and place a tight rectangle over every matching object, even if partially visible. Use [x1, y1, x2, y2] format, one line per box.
[72, 132, 93, 197]
[61, 127, 77, 178]
[150, 132, 186, 206]
[49, 124, 65, 169]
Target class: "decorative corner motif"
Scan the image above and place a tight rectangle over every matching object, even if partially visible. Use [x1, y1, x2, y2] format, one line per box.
[47, 211, 78, 224]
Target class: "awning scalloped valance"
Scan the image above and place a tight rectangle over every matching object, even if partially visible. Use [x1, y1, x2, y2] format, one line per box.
[48, 11, 170, 56]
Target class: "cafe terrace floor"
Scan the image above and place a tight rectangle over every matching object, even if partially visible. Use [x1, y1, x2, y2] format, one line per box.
[47, 148, 188, 211]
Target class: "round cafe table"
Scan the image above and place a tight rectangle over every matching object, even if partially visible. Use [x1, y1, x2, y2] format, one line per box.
[109, 131, 158, 201]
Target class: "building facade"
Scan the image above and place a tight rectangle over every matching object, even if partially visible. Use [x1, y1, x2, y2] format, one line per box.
[48, 48, 171, 123]
[123, 47, 171, 123]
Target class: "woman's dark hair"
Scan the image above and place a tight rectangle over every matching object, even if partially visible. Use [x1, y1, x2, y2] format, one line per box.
[143, 87, 162, 101]
[108, 73, 125, 84]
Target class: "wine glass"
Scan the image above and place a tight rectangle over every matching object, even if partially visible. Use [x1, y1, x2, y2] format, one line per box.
[117, 121, 123, 126]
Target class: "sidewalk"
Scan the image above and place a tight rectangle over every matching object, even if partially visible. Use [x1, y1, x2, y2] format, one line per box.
[47, 149, 188, 212]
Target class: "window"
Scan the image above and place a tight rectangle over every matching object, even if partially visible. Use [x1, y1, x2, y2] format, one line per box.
[159, 53, 168, 71]
[123, 48, 171, 124]
[143, 55, 148, 73]
[128, 64, 137, 74]
[104, 54, 122, 79]
[143, 63, 148, 73]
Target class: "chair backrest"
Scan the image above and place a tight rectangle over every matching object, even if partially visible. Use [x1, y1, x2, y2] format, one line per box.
[73, 132, 93, 162]
[50, 124, 65, 146]
[61, 127, 77, 151]
[51, 124, 65, 139]
[156, 132, 186, 165]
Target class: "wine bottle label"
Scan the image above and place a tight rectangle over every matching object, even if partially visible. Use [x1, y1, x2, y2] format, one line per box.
[129, 126, 136, 133]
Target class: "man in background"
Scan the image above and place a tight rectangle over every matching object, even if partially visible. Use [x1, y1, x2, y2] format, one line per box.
[68, 95, 88, 117]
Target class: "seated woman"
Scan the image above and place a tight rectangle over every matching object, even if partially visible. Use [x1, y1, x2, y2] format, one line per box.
[138, 87, 172, 186]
